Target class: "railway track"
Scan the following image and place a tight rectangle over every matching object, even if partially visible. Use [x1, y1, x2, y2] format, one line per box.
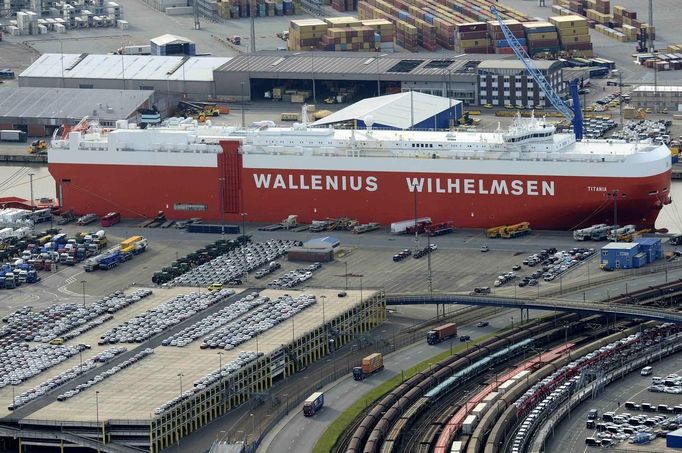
[331, 306, 503, 453]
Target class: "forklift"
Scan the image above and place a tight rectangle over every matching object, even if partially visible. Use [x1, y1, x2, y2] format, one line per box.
[27, 139, 47, 154]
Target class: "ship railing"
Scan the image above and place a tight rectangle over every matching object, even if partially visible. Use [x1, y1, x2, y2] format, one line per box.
[241, 145, 628, 163]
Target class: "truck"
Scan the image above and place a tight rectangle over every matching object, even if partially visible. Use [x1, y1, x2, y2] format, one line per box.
[98, 252, 121, 270]
[100, 212, 121, 227]
[427, 322, 457, 345]
[4, 273, 16, 289]
[607, 224, 636, 242]
[573, 223, 608, 241]
[353, 353, 384, 380]
[302, 391, 324, 416]
[116, 45, 151, 55]
[76, 213, 98, 225]
[390, 217, 431, 234]
[0, 130, 27, 143]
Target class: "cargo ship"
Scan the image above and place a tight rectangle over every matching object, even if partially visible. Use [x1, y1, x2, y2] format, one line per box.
[47, 114, 672, 230]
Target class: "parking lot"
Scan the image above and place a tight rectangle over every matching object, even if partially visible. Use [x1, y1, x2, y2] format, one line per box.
[0, 286, 364, 422]
[546, 352, 682, 452]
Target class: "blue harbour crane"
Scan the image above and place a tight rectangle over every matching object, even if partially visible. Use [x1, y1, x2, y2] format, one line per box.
[490, 6, 583, 140]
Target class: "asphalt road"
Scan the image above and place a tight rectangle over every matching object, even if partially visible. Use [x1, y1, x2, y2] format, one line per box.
[258, 308, 547, 453]
[545, 351, 682, 453]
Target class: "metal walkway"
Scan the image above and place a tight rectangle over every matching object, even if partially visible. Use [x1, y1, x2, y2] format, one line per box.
[385, 293, 682, 323]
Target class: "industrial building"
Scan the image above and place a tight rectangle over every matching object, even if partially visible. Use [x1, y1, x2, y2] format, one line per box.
[477, 60, 564, 108]
[150, 34, 196, 56]
[18, 52, 572, 107]
[0, 87, 154, 136]
[600, 238, 662, 270]
[630, 85, 682, 112]
[18, 53, 230, 99]
[312, 91, 463, 129]
[213, 52, 489, 104]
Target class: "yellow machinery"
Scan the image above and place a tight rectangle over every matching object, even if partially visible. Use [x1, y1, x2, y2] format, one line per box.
[487, 222, 531, 239]
[486, 226, 504, 239]
[499, 222, 531, 239]
[27, 139, 47, 154]
[620, 229, 651, 243]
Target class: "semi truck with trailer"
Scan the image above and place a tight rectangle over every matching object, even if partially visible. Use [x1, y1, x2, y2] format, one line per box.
[352, 353, 384, 380]
[303, 392, 324, 416]
[427, 322, 458, 345]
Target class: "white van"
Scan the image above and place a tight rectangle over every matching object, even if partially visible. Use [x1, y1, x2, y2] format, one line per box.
[641, 366, 653, 376]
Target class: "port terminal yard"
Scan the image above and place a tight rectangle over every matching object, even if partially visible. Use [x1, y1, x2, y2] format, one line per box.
[0, 222, 681, 452]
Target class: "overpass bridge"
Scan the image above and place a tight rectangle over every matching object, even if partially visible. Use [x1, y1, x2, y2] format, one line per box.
[385, 293, 682, 323]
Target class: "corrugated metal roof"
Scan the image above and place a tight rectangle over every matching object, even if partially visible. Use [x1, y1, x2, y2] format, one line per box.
[312, 92, 461, 129]
[0, 87, 152, 120]
[216, 52, 514, 77]
[20, 54, 230, 81]
[477, 60, 558, 70]
[633, 85, 682, 93]
[150, 33, 194, 46]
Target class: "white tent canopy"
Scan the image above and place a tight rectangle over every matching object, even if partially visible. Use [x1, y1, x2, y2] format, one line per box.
[312, 91, 461, 130]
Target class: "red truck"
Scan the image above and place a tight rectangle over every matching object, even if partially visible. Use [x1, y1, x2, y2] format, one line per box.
[352, 353, 384, 380]
[427, 322, 457, 345]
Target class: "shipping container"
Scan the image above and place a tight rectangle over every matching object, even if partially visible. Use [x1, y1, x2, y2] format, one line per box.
[427, 322, 457, 344]
[462, 414, 478, 434]
[186, 223, 240, 234]
[0, 130, 27, 142]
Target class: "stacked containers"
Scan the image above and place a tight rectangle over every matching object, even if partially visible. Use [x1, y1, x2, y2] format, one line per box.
[455, 22, 491, 54]
[487, 19, 526, 54]
[320, 26, 378, 50]
[523, 21, 560, 56]
[550, 15, 593, 57]
[361, 19, 395, 43]
[288, 19, 328, 50]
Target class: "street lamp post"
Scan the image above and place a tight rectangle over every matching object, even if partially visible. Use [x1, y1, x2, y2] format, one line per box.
[218, 351, 224, 370]
[177, 373, 184, 397]
[28, 173, 34, 209]
[96, 390, 100, 453]
[241, 213, 248, 282]
[219, 177, 225, 236]
[240, 82, 246, 128]
[80, 280, 87, 308]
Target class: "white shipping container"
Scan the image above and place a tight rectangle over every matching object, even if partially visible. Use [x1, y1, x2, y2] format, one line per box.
[513, 370, 530, 381]
[390, 217, 431, 234]
[462, 414, 478, 435]
[37, 24, 47, 34]
[483, 391, 499, 403]
[472, 402, 487, 417]
[8, 25, 20, 36]
[117, 19, 128, 29]
[450, 441, 464, 453]
[54, 23, 66, 32]
[498, 380, 516, 394]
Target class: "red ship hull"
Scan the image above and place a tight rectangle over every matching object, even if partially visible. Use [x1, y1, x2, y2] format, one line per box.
[49, 158, 671, 230]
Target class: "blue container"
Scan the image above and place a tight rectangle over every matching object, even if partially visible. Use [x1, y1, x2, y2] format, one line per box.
[399, 10, 409, 20]
[424, 13, 433, 24]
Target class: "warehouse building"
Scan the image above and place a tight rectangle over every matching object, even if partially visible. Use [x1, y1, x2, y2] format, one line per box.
[477, 60, 563, 108]
[18, 53, 230, 99]
[213, 52, 485, 105]
[631, 85, 682, 112]
[0, 87, 154, 136]
[150, 34, 196, 56]
[312, 91, 462, 129]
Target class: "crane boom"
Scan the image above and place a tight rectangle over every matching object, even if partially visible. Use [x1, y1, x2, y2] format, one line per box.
[490, 6, 583, 139]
